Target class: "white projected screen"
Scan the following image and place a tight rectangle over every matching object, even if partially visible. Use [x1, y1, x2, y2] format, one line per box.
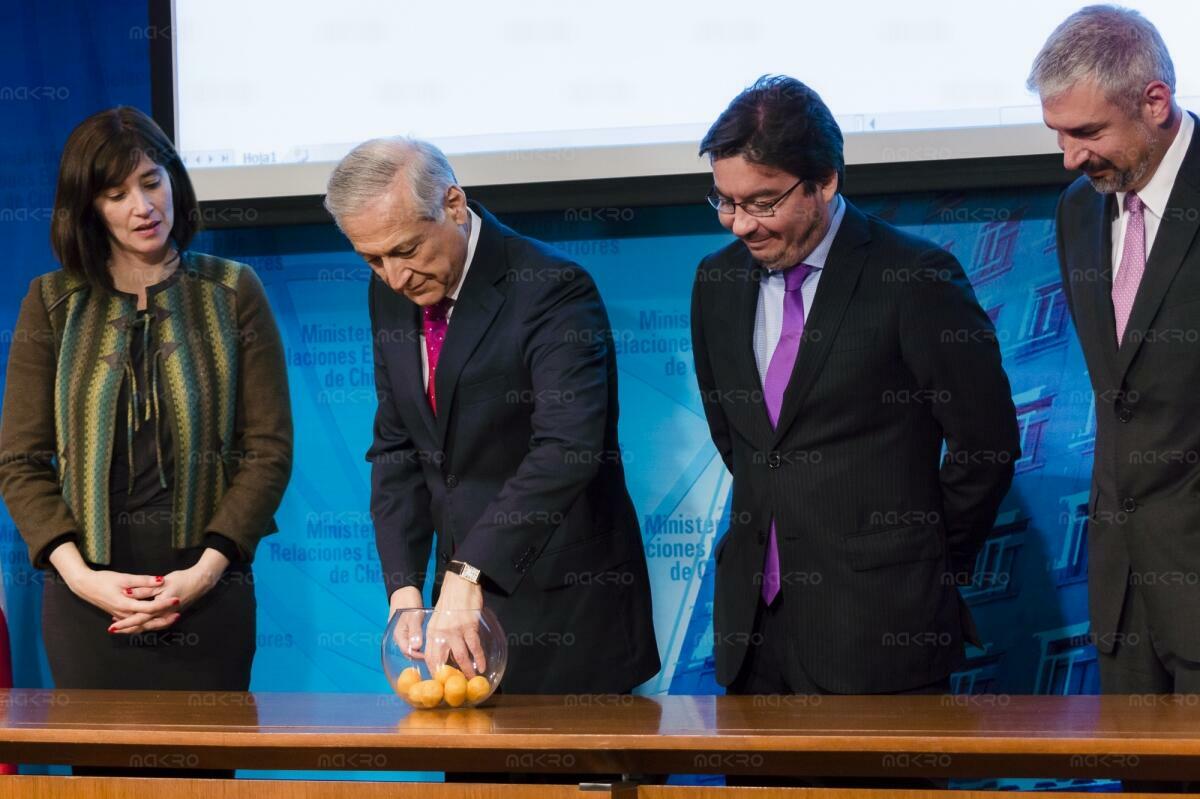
[172, 0, 1200, 201]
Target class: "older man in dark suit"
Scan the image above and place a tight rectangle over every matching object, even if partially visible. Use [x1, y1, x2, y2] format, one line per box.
[691, 76, 1019, 698]
[325, 137, 658, 694]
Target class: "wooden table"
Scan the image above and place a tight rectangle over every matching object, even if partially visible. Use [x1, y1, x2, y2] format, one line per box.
[0, 691, 1197, 797]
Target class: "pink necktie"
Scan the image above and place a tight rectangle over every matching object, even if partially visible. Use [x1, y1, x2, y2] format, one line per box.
[760, 264, 813, 606]
[1112, 192, 1145, 346]
[422, 298, 452, 413]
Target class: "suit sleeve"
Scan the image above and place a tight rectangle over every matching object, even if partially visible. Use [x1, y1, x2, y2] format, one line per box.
[366, 277, 435, 599]
[690, 258, 734, 472]
[898, 248, 1020, 583]
[0, 278, 81, 567]
[205, 267, 294, 560]
[1054, 190, 1079, 323]
[451, 266, 611, 595]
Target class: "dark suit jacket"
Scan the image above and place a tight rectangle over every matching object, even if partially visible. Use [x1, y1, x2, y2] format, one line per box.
[368, 202, 659, 693]
[1057, 113, 1200, 662]
[691, 200, 1019, 693]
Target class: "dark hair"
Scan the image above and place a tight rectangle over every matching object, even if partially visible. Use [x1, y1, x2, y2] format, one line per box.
[699, 75, 844, 194]
[51, 106, 199, 288]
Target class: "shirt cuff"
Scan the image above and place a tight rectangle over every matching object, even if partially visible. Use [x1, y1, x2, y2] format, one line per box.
[36, 532, 77, 570]
[203, 533, 242, 563]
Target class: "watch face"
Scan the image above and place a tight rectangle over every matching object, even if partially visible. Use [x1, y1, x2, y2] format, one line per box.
[450, 561, 480, 583]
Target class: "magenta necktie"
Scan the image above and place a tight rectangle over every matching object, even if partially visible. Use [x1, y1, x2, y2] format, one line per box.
[1112, 192, 1145, 346]
[760, 264, 813, 605]
[422, 298, 452, 413]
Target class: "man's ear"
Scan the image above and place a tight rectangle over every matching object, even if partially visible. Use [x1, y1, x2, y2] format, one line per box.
[445, 185, 469, 224]
[818, 172, 839, 203]
[1142, 80, 1175, 129]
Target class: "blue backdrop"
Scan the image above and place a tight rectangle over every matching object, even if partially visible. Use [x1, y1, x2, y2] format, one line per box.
[0, 0, 1101, 789]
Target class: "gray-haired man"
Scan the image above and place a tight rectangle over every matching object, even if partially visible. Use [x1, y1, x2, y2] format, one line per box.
[325, 137, 659, 694]
[1032, 5, 1200, 696]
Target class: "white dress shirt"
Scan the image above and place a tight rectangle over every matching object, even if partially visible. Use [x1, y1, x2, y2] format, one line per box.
[1112, 111, 1194, 278]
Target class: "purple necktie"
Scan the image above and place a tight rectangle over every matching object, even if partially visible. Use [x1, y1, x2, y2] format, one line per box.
[760, 264, 814, 605]
[1112, 192, 1145, 346]
[422, 298, 452, 413]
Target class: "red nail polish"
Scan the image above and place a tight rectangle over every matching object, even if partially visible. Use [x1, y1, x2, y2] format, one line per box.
[155, 576, 164, 583]
[123, 588, 131, 595]
[172, 598, 180, 606]
[107, 625, 116, 633]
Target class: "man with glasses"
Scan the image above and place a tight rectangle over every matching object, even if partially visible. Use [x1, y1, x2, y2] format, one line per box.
[690, 75, 1020, 703]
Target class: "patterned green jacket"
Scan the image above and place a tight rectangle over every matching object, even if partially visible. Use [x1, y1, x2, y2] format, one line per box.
[0, 253, 292, 566]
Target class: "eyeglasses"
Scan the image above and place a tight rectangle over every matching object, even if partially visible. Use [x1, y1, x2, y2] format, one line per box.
[706, 177, 805, 217]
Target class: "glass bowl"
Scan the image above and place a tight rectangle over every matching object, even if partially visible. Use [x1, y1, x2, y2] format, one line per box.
[382, 607, 507, 708]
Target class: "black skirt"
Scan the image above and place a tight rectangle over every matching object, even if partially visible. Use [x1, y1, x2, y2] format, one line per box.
[41, 504, 255, 691]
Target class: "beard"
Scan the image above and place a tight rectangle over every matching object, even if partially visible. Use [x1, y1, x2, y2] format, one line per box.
[752, 216, 825, 271]
[1086, 158, 1152, 193]
[1085, 124, 1158, 194]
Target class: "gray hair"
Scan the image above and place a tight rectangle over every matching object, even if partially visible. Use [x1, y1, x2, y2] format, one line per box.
[1027, 5, 1175, 114]
[324, 136, 458, 225]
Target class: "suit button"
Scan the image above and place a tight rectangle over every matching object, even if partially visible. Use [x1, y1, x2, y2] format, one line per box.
[445, 474, 458, 489]
[767, 452, 781, 469]
[1117, 407, 1133, 423]
[1123, 497, 1137, 513]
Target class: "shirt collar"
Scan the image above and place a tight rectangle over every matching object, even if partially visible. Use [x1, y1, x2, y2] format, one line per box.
[447, 206, 482, 302]
[1118, 110, 1194, 219]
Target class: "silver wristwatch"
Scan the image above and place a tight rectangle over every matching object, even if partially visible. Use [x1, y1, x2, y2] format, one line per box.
[446, 560, 481, 584]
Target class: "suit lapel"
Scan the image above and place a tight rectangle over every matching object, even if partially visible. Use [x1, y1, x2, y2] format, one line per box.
[729, 254, 775, 444]
[1116, 125, 1200, 381]
[770, 201, 871, 444]
[401, 300, 438, 439]
[434, 203, 507, 450]
[373, 277, 437, 441]
[1076, 191, 1121, 389]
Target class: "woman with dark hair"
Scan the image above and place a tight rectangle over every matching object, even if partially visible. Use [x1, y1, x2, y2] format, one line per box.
[0, 107, 291, 709]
